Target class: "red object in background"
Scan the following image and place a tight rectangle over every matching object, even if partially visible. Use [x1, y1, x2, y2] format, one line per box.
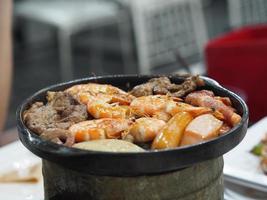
[205, 25, 267, 122]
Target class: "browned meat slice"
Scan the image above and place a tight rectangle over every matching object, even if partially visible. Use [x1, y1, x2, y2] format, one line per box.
[47, 91, 88, 123]
[129, 75, 205, 98]
[60, 104, 88, 123]
[23, 102, 60, 134]
[47, 91, 78, 110]
[150, 77, 173, 95]
[168, 75, 205, 97]
[23, 92, 88, 137]
[129, 77, 170, 97]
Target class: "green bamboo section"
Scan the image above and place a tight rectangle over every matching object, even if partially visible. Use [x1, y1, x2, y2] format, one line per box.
[43, 157, 223, 200]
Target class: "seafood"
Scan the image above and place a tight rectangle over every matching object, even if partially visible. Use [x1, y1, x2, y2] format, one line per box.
[23, 76, 242, 151]
[123, 117, 166, 143]
[185, 90, 241, 126]
[70, 117, 165, 144]
[152, 111, 172, 122]
[130, 95, 180, 118]
[87, 101, 131, 119]
[69, 118, 132, 142]
[168, 102, 212, 117]
[66, 83, 135, 120]
[66, 83, 135, 105]
[152, 112, 193, 149]
[130, 95, 211, 120]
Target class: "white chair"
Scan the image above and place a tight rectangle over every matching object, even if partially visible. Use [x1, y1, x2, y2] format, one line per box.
[15, 0, 134, 80]
[129, 0, 208, 74]
[228, 0, 267, 28]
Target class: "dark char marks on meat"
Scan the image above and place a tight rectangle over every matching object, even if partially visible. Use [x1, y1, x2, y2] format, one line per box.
[130, 75, 205, 98]
[23, 92, 88, 145]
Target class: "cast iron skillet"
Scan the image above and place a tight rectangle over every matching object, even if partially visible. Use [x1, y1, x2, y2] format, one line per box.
[17, 75, 249, 176]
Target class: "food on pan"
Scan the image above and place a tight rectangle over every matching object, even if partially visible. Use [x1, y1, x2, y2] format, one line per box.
[73, 139, 144, 152]
[129, 95, 210, 121]
[23, 92, 88, 135]
[185, 90, 241, 126]
[152, 112, 193, 149]
[251, 133, 267, 174]
[124, 117, 166, 143]
[23, 75, 242, 152]
[69, 118, 132, 142]
[129, 75, 204, 97]
[66, 83, 135, 105]
[40, 129, 75, 147]
[180, 114, 223, 146]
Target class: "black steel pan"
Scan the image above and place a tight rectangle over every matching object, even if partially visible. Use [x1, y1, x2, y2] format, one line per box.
[17, 75, 249, 176]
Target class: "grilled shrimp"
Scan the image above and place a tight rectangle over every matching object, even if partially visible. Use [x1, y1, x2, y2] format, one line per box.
[87, 101, 131, 119]
[69, 118, 133, 142]
[130, 95, 180, 117]
[130, 95, 211, 121]
[66, 83, 135, 105]
[185, 90, 241, 126]
[123, 117, 166, 143]
[169, 102, 212, 117]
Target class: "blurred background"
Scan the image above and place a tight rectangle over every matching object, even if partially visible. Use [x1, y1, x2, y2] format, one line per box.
[4, 0, 267, 130]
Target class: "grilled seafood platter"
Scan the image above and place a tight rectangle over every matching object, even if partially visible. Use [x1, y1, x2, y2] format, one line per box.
[22, 75, 242, 152]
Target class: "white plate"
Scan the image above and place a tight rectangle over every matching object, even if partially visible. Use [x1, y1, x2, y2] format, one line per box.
[224, 117, 267, 192]
[0, 141, 43, 200]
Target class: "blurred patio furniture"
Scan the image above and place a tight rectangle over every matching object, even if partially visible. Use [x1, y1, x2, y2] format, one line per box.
[129, 0, 208, 74]
[15, 0, 134, 81]
[228, 0, 267, 28]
